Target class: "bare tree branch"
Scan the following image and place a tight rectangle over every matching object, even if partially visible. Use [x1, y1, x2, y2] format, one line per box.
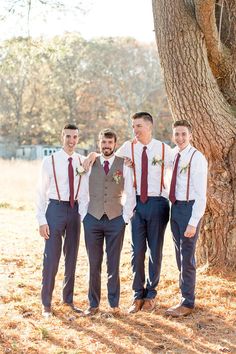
[195, 0, 223, 77]
[195, 0, 236, 104]
[217, 0, 236, 54]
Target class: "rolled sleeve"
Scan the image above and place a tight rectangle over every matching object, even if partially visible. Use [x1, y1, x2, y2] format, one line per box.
[36, 158, 50, 226]
[189, 155, 208, 227]
[122, 165, 136, 223]
[78, 170, 90, 221]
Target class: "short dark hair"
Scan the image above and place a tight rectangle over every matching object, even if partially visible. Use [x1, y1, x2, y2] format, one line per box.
[98, 128, 117, 142]
[172, 120, 192, 133]
[131, 112, 153, 124]
[63, 123, 79, 130]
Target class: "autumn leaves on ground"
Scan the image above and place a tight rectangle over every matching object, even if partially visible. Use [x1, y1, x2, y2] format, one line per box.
[0, 159, 235, 354]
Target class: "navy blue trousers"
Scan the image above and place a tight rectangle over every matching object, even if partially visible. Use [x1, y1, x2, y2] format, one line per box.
[131, 196, 170, 300]
[41, 200, 80, 307]
[83, 213, 126, 308]
[171, 200, 201, 308]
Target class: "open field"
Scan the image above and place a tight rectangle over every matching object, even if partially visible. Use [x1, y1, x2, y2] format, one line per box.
[0, 159, 235, 354]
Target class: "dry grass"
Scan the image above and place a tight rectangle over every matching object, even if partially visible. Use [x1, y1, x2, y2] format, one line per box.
[0, 159, 40, 209]
[0, 159, 235, 354]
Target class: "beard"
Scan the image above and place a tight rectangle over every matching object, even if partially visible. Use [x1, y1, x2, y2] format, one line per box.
[102, 148, 114, 157]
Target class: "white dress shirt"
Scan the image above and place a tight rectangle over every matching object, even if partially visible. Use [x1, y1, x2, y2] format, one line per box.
[36, 149, 85, 226]
[173, 144, 208, 227]
[79, 154, 136, 223]
[116, 139, 174, 199]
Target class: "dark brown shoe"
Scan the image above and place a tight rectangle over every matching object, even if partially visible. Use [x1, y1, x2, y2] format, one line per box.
[128, 299, 144, 314]
[83, 307, 99, 316]
[142, 298, 156, 312]
[63, 302, 83, 314]
[165, 304, 193, 317]
[42, 306, 52, 318]
[109, 307, 121, 315]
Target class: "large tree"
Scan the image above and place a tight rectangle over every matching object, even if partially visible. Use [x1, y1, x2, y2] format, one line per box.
[152, 0, 236, 270]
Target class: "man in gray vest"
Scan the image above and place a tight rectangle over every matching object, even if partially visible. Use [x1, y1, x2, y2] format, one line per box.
[79, 128, 136, 316]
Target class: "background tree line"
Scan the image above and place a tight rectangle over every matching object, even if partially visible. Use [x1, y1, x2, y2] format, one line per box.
[0, 34, 171, 149]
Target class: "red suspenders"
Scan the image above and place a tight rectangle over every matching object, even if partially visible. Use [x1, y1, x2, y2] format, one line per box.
[75, 157, 82, 200]
[160, 142, 165, 194]
[51, 154, 82, 201]
[131, 141, 137, 190]
[186, 150, 197, 201]
[51, 154, 61, 201]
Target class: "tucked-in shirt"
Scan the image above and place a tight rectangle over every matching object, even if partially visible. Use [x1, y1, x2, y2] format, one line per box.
[79, 154, 136, 223]
[36, 149, 85, 226]
[173, 143, 208, 227]
[116, 139, 174, 199]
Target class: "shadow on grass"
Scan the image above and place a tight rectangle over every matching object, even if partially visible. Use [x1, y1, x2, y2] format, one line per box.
[53, 305, 236, 354]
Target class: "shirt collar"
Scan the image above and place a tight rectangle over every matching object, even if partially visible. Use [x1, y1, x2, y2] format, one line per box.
[137, 138, 155, 150]
[100, 154, 115, 166]
[178, 143, 192, 157]
[61, 149, 77, 160]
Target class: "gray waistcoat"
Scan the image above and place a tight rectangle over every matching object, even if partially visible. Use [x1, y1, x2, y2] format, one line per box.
[88, 156, 125, 220]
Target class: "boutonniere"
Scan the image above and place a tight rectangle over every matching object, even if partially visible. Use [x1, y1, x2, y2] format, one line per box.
[112, 170, 123, 184]
[76, 165, 86, 176]
[152, 155, 164, 166]
[180, 163, 190, 174]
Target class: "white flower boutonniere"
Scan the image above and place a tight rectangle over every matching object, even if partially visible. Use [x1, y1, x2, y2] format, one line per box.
[180, 163, 190, 174]
[112, 170, 123, 184]
[152, 155, 164, 166]
[76, 165, 86, 176]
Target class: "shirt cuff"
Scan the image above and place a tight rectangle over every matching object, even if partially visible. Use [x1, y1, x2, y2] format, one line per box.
[188, 216, 200, 228]
[38, 216, 47, 226]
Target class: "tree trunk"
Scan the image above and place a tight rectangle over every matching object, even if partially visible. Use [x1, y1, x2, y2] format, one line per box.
[152, 0, 236, 270]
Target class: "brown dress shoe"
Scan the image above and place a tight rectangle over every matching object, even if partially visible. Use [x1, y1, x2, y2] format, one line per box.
[83, 307, 99, 316]
[109, 307, 121, 314]
[142, 298, 156, 312]
[109, 307, 121, 316]
[62, 302, 83, 314]
[42, 306, 52, 318]
[128, 299, 144, 314]
[165, 304, 193, 317]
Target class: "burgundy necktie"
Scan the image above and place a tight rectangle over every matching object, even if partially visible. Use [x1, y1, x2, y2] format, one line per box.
[68, 157, 74, 208]
[140, 146, 148, 203]
[169, 153, 181, 204]
[104, 160, 109, 175]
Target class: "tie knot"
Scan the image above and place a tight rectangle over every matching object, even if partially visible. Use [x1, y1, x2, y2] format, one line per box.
[68, 157, 72, 163]
[104, 160, 109, 166]
[143, 146, 147, 151]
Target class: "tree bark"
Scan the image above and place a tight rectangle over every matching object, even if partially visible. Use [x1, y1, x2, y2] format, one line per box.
[152, 0, 236, 270]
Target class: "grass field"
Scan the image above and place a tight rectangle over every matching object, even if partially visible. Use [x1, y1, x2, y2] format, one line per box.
[0, 159, 235, 354]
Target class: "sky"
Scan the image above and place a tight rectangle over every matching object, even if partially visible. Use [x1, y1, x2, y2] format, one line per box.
[78, 0, 155, 43]
[1, 0, 155, 43]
